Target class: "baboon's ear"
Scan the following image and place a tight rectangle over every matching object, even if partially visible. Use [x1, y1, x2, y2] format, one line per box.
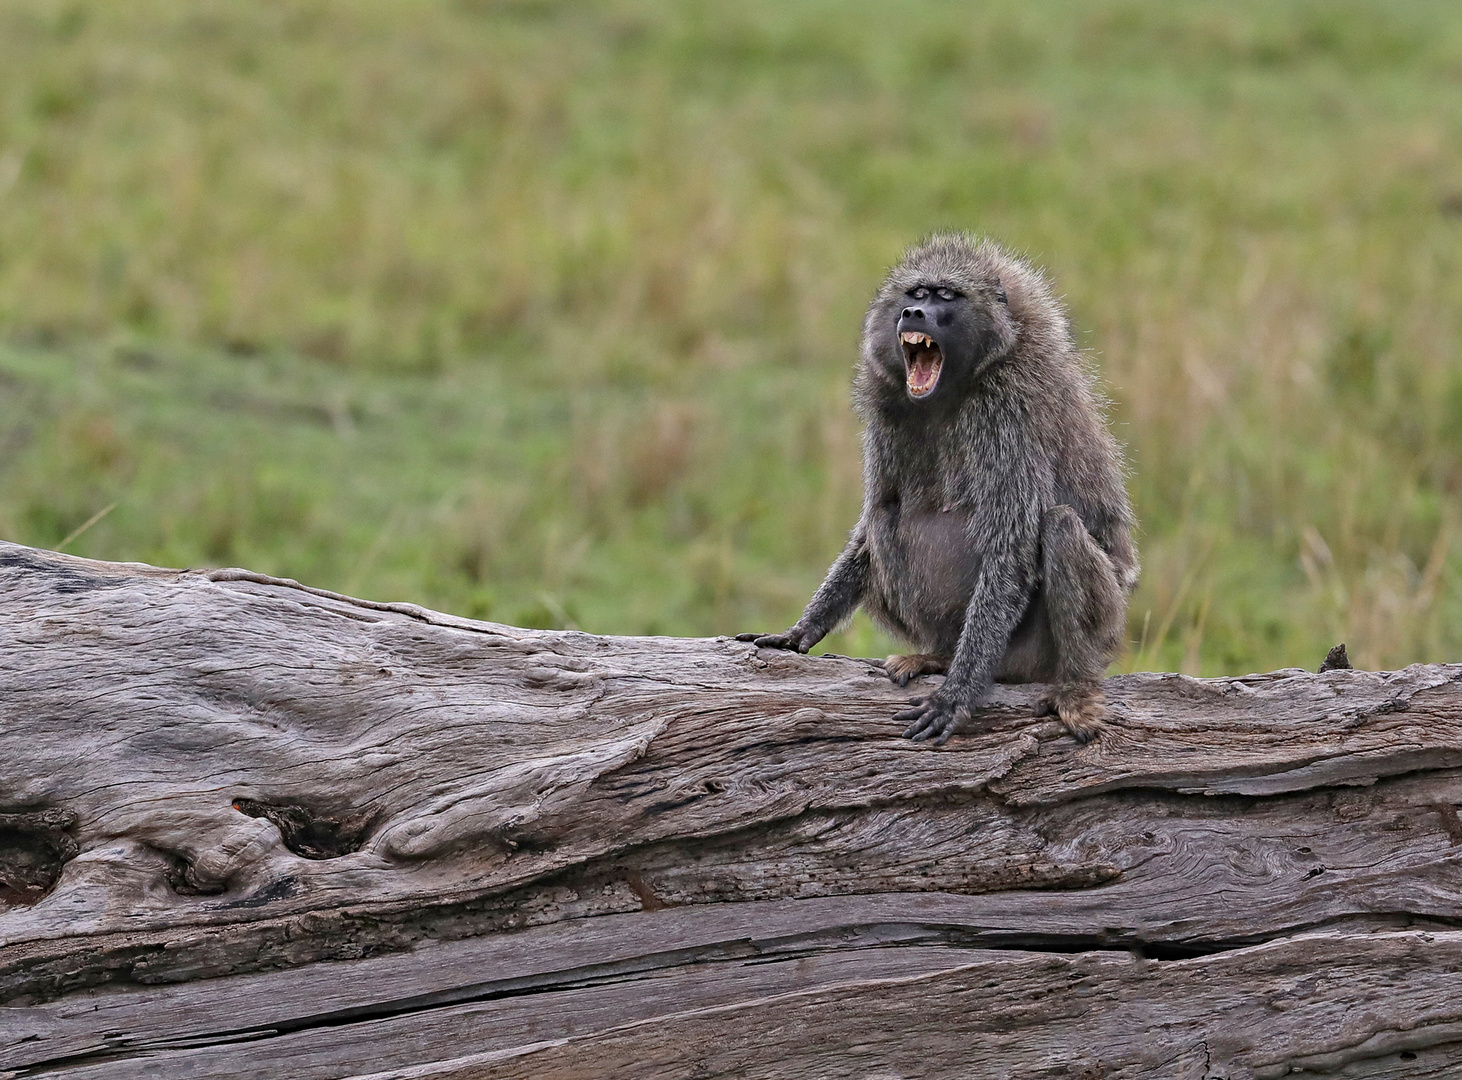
[994, 281, 1008, 305]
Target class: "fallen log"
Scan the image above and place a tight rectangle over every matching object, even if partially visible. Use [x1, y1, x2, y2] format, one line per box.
[2, 540, 1461, 1078]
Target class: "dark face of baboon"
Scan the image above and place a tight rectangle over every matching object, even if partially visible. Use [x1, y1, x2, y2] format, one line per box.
[864, 261, 1018, 407]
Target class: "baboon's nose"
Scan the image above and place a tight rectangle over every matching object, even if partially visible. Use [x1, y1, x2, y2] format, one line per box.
[902, 307, 925, 321]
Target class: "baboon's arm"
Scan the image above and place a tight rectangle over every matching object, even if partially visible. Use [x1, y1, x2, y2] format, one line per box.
[898, 494, 1041, 743]
[799, 530, 871, 637]
[736, 529, 869, 653]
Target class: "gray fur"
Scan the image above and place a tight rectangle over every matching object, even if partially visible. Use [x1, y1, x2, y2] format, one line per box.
[740, 234, 1138, 743]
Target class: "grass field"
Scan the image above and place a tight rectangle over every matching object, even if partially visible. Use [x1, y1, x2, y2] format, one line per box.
[3, 0, 1462, 673]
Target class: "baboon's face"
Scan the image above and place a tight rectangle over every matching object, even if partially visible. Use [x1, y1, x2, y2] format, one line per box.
[889, 283, 1006, 402]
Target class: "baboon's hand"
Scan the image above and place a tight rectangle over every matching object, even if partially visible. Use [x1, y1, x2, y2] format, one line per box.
[895, 692, 971, 745]
[734, 624, 819, 653]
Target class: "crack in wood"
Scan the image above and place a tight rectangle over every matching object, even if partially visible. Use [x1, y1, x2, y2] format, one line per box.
[1431, 802, 1462, 845]
[3, 928, 1262, 1075]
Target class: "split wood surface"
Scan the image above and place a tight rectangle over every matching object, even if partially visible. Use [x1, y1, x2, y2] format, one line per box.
[2, 540, 1462, 1078]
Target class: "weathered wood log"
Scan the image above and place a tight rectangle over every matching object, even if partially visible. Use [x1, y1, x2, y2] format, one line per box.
[3, 539, 1462, 1078]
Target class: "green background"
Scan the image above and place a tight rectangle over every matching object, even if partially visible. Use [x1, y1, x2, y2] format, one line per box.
[3, 0, 1462, 674]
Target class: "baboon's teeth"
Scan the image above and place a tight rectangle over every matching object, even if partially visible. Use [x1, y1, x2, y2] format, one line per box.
[900, 330, 942, 397]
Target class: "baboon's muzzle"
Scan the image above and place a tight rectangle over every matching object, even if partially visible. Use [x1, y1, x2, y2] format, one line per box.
[897, 304, 951, 398]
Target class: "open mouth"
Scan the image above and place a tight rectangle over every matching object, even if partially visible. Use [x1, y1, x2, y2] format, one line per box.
[900, 331, 943, 397]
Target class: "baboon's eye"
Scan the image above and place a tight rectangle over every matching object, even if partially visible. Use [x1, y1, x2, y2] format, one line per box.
[909, 286, 930, 300]
[936, 287, 957, 301]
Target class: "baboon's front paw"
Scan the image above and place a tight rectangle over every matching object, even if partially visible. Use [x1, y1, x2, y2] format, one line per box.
[735, 625, 816, 653]
[883, 653, 949, 688]
[1036, 688, 1105, 744]
[894, 693, 970, 745]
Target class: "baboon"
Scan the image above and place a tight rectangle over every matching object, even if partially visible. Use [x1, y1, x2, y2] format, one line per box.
[738, 235, 1138, 743]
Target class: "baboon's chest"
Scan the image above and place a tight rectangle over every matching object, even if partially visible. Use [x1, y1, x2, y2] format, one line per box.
[868, 501, 981, 619]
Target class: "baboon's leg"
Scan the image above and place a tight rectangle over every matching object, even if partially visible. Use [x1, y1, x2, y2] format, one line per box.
[884, 653, 950, 687]
[1037, 505, 1126, 742]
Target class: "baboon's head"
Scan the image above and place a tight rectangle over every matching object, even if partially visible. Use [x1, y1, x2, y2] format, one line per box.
[861, 234, 1025, 404]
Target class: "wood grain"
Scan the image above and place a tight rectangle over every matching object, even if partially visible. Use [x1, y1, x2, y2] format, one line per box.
[3, 540, 1462, 1077]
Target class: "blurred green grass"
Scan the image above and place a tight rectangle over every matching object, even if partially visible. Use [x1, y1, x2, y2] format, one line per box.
[3, 0, 1462, 673]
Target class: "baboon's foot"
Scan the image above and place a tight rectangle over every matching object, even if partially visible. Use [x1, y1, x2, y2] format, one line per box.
[1035, 682, 1105, 743]
[884, 653, 949, 688]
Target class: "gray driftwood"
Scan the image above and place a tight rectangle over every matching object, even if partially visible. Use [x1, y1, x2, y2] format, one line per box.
[2, 541, 1462, 1079]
